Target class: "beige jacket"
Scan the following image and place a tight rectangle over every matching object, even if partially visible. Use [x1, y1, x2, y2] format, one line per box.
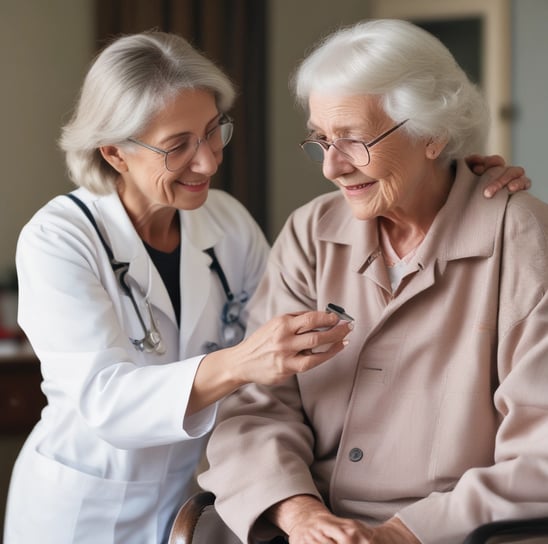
[199, 162, 548, 544]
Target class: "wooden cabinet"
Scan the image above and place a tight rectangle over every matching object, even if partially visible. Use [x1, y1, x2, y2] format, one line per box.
[0, 354, 46, 434]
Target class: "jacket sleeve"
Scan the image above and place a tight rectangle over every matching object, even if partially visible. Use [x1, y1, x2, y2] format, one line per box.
[198, 210, 323, 543]
[398, 193, 548, 543]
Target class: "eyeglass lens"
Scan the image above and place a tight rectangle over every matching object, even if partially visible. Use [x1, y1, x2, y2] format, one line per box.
[165, 120, 233, 171]
[301, 139, 370, 166]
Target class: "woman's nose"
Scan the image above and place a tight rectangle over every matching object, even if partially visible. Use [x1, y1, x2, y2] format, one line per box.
[188, 140, 219, 176]
[322, 145, 354, 180]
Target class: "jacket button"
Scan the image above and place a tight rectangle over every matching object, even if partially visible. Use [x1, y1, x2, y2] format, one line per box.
[348, 447, 363, 462]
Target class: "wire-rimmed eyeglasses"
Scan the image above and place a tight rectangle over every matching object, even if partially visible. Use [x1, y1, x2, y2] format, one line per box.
[128, 113, 234, 172]
[300, 119, 408, 167]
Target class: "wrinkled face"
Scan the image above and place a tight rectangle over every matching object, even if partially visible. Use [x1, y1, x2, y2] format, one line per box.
[117, 88, 224, 212]
[307, 93, 430, 221]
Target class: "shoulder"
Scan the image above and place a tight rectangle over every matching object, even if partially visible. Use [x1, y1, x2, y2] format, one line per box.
[276, 190, 359, 254]
[183, 190, 268, 257]
[22, 188, 109, 232]
[290, 190, 345, 221]
[16, 189, 116, 263]
[203, 189, 254, 220]
[503, 192, 548, 279]
[282, 190, 347, 236]
[504, 192, 548, 240]
[206, 189, 267, 241]
[498, 192, 548, 332]
[502, 192, 548, 271]
[269, 191, 349, 268]
[196, 189, 262, 234]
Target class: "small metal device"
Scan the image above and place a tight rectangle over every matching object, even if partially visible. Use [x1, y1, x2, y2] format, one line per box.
[325, 303, 354, 322]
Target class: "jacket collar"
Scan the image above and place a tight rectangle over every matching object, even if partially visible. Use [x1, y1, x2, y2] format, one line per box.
[314, 159, 509, 272]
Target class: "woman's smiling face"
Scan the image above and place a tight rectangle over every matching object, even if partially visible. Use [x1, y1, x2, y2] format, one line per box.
[307, 93, 429, 221]
[117, 88, 224, 213]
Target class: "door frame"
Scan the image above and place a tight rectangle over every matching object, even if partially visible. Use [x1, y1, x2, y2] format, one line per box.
[370, 0, 511, 158]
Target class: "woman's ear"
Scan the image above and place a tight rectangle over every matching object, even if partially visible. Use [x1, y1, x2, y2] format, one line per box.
[99, 145, 129, 173]
[425, 137, 448, 160]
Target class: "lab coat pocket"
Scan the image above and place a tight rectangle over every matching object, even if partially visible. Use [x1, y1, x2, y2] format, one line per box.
[9, 445, 161, 543]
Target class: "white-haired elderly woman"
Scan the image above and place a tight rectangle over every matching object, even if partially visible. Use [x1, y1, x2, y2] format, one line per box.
[4, 31, 360, 544]
[199, 19, 548, 544]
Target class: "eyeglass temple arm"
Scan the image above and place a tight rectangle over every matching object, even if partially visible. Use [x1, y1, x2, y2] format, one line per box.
[367, 119, 408, 147]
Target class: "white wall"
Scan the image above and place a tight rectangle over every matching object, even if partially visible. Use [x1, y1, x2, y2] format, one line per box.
[0, 0, 94, 275]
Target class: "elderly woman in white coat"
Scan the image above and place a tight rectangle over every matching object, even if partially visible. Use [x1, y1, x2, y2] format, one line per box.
[3, 32, 359, 544]
[199, 19, 548, 544]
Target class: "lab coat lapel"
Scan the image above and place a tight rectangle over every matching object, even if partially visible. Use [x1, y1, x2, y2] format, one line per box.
[179, 238, 212, 352]
[179, 204, 224, 354]
[90, 191, 228, 348]
[93, 192, 175, 325]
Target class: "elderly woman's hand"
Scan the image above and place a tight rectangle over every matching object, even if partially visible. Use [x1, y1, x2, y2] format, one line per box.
[266, 495, 419, 544]
[465, 154, 531, 198]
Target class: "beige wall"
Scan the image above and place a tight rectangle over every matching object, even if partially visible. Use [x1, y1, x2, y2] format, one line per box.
[0, 0, 95, 276]
[0, 0, 94, 534]
[266, 0, 372, 239]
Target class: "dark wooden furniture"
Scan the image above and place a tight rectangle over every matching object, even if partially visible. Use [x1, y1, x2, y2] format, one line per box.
[0, 353, 45, 434]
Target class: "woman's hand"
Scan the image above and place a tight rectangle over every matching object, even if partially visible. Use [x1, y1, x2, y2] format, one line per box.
[230, 310, 352, 386]
[465, 154, 531, 198]
[187, 311, 352, 414]
[267, 495, 419, 544]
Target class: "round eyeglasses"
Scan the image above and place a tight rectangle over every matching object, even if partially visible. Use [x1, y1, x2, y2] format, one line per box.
[300, 119, 408, 167]
[128, 114, 234, 172]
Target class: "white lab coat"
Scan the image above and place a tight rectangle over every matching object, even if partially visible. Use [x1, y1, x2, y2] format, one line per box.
[4, 188, 269, 543]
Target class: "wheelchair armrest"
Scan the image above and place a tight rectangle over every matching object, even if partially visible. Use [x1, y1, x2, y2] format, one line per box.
[168, 491, 216, 544]
[464, 517, 548, 544]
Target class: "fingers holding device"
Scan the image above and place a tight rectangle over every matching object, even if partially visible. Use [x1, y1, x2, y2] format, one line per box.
[311, 303, 354, 353]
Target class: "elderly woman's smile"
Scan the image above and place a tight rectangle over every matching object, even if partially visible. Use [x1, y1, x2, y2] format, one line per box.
[308, 92, 453, 228]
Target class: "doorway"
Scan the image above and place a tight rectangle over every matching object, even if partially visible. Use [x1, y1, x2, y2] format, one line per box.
[370, 0, 512, 157]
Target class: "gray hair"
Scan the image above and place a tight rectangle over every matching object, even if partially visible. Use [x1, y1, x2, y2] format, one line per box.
[60, 31, 236, 194]
[293, 19, 489, 161]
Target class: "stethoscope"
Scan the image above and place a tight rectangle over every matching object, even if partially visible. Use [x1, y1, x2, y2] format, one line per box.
[114, 262, 164, 353]
[66, 193, 165, 354]
[66, 193, 247, 355]
[202, 247, 248, 353]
